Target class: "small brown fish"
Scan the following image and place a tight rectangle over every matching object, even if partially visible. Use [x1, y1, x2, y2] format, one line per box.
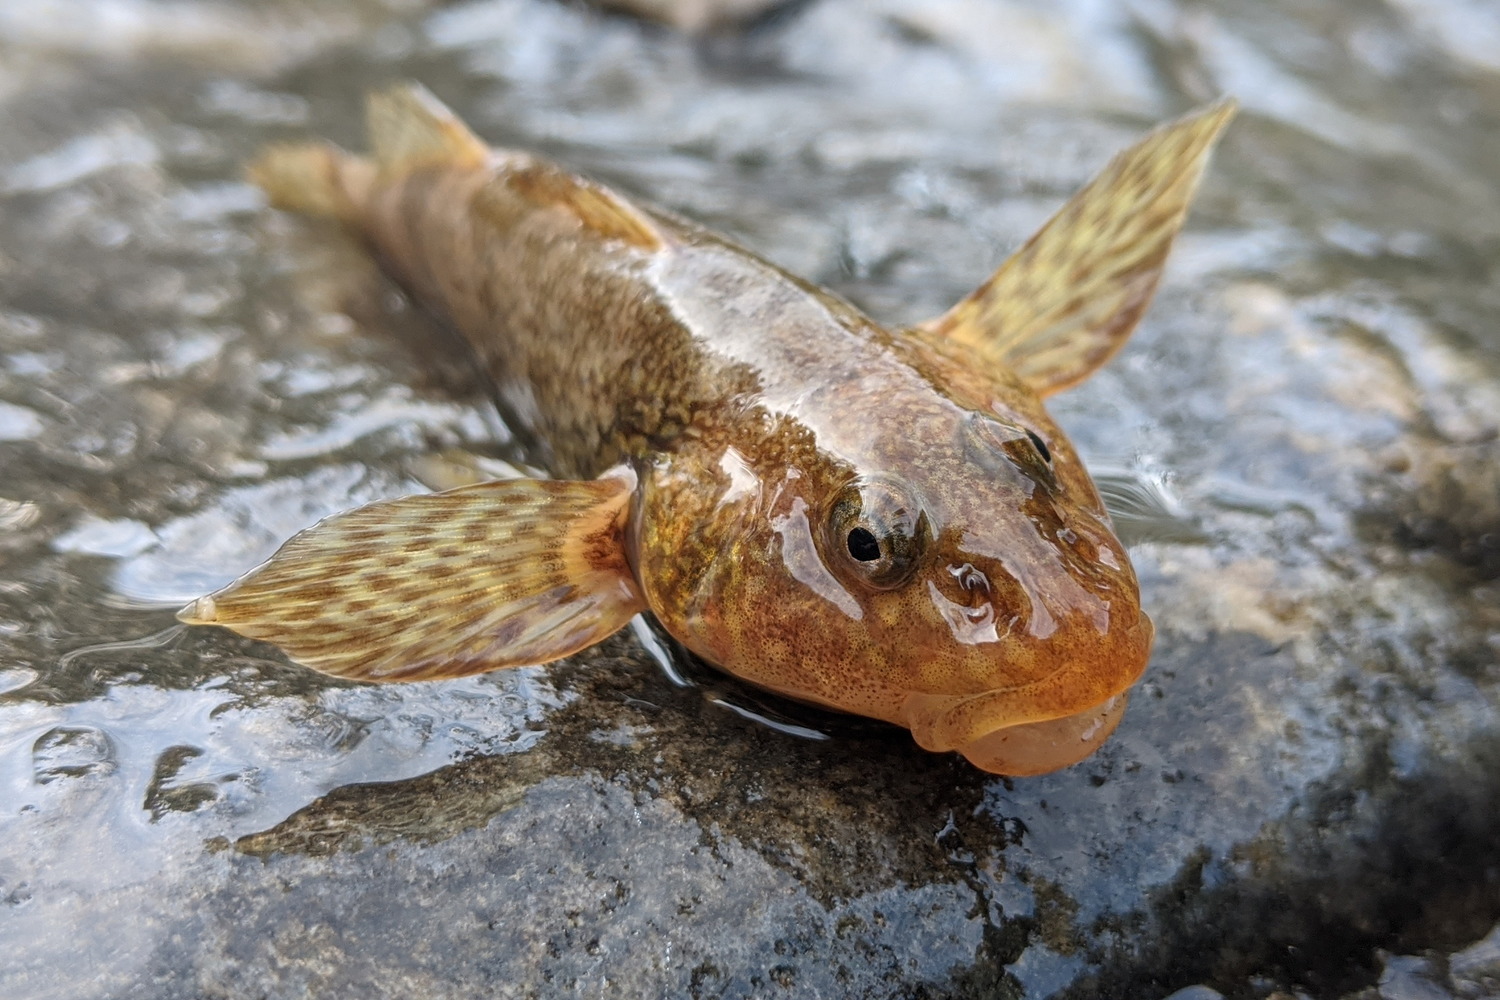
[181, 86, 1233, 775]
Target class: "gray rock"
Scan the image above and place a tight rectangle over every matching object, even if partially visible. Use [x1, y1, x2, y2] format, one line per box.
[590, 0, 792, 32]
[1449, 923, 1500, 999]
[31, 725, 114, 783]
[1379, 955, 1454, 1000]
[1161, 986, 1225, 1000]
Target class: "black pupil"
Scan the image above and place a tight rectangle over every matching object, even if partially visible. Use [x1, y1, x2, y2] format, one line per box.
[847, 527, 881, 562]
[1025, 429, 1051, 463]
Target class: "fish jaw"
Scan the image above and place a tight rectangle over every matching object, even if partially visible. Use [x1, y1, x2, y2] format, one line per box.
[900, 608, 1154, 775]
[952, 692, 1132, 777]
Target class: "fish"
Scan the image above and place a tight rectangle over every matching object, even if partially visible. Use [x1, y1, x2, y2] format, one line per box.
[179, 85, 1234, 775]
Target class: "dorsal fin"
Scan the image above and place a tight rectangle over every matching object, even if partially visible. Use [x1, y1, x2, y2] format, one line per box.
[368, 83, 665, 251]
[365, 84, 490, 177]
[917, 99, 1237, 397]
[503, 160, 666, 251]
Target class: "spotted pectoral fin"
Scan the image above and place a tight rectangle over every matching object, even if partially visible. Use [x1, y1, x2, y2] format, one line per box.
[177, 473, 645, 682]
[918, 99, 1237, 396]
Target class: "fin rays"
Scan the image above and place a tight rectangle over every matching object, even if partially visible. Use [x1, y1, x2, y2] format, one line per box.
[179, 475, 644, 682]
[367, 84, 489, 176]
[919, 99, 1237, 395]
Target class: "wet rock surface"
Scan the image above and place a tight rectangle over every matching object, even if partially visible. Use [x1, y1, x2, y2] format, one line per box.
[2, 1, 1499, 997]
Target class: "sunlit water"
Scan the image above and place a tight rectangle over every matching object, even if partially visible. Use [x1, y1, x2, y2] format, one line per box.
[2, 1, 1499, 997]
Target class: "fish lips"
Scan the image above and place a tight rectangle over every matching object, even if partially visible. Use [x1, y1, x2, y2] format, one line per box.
[900, 609, 1155, 775]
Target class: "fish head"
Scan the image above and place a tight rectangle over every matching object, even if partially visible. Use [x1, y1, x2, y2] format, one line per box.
[632, 374, 1152, 777]
[874, 378, 1153, 777]
[631, 99, 1239, 774]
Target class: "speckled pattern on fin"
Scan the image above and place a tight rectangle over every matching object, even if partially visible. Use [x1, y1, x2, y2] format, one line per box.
[177, 474, 643, 682]
[370, 82, 665, 250]
[919, 99, 1237, 396]
[367, 84, 489, 177]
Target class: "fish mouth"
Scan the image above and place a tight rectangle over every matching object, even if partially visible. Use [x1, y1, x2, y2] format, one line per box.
[901, 610, 1154, 775]
[953, 693, 1131, 776]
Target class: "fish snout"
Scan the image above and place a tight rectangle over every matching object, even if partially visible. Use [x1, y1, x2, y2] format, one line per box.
[969, 606, 1152, 779]
[902, 603, 1153, 775]
[954, 691, 1132, 776]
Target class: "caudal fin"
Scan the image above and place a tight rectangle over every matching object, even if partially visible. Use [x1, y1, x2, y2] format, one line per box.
[245, 82, 483, 221]
[246, 142, 374, 224]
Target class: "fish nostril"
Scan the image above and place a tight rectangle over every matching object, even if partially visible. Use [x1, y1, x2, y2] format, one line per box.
[948, 562, 990, 596]
[947, 563, 999, 624]
[926, 577, 999, 644]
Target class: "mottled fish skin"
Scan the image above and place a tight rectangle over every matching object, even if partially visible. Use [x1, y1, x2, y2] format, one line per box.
[194, 87, 1234, 775]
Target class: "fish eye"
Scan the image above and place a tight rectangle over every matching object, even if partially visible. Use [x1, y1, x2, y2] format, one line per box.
[1025, 428, 1052, 464]
[824, 478, 929, 590]
[847, 526, 881, 562]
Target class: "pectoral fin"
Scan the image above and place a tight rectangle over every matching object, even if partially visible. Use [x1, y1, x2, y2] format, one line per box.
[919, 99, 1236, 396]
[178, 474, 644, 682]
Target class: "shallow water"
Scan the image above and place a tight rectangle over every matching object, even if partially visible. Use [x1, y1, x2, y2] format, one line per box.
[2, 1, 1499, 997]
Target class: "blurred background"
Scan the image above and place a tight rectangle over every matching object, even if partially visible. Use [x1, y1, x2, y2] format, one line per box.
[1, 1, 1498, 997]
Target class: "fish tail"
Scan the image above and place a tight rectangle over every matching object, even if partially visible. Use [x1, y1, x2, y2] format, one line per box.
[246, 83, 486, 224]
[245, 142, 374, 224]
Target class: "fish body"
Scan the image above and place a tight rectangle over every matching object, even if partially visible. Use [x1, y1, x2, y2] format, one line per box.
[184, 87, 1234, 775]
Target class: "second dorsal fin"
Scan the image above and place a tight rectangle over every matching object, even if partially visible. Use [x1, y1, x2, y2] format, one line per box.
[368, 83, 665, 251]
[505, 160, 665, 251]
[366, 84, 490, 176]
